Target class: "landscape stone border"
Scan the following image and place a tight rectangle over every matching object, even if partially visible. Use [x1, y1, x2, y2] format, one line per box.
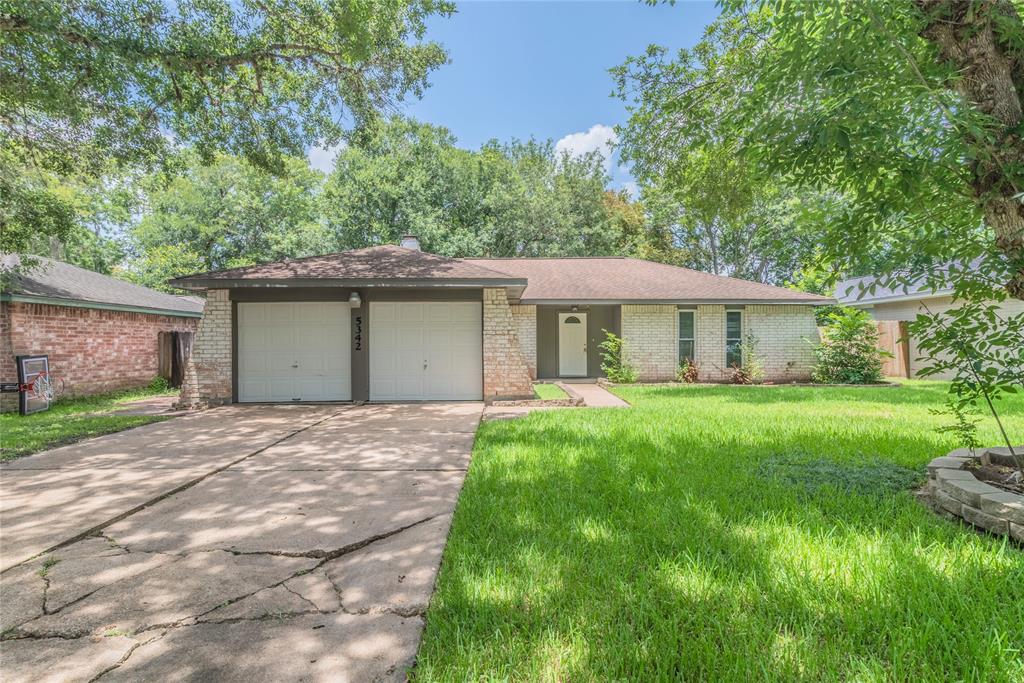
[489, 382, 584, 408]
[925, 447, 1024, 544]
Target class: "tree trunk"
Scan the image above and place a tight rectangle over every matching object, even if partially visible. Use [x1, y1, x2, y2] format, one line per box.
[916, 0, 1024, 299]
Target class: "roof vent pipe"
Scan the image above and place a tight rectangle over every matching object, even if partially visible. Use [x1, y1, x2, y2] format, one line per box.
[399, 235, 421, 251]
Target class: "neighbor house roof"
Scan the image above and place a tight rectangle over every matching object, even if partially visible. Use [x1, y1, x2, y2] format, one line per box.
[833, 260, 983, 306]
[1, 255, 204, 317]
[170, 246, 527, 292]
[465, 257, 833, 304]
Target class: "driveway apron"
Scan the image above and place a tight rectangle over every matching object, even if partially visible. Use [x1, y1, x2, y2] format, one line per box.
[0, 402, 482, 682]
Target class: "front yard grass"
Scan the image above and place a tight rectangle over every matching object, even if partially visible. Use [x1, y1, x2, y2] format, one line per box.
[533, 382, 569, 401]
[0, 387, 177, 461]
[415, 381, 1024, 681]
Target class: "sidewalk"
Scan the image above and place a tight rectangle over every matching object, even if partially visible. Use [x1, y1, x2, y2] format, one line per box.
[567, 383, 630, 408]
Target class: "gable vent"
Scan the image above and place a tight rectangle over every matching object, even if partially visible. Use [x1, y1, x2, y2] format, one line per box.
[400, 235, 421, 251]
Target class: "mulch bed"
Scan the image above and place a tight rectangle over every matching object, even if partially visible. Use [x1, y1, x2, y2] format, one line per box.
[966, 460, 1024, 495]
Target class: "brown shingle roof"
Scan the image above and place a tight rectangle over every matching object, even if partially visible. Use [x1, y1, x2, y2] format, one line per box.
[3, 255, 204, 315]
[464, 257, 833, 304]
[170, 246, 524, 288]
[169, 245, 831, 304]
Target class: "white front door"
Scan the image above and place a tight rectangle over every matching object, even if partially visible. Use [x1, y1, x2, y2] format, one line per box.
[558, 312, 588, 377]
[237, 302, 352, 402]
[369, 301, 482, 400]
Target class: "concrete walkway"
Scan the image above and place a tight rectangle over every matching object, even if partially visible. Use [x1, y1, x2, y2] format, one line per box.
[0, 402, 482, 682]
[568, 383, 630, 408]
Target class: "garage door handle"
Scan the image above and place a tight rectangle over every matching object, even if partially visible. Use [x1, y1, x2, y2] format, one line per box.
[291, 363, 299, 369]
[423, 361, 428, 370]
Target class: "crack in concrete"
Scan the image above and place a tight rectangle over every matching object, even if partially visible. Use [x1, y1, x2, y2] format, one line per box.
[95, 531, 131, 554]
[87, 630, 169, 683]
[281, 582, 323, 613]
[1, 409, 346, 576]
[236, 467, 469, 472]
[221, 514, 441, 561]
[184, 514, 441, 626]
[4, 514, 439, 643]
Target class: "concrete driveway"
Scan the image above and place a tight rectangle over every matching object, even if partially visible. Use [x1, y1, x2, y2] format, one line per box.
[0, 402, 482, 682]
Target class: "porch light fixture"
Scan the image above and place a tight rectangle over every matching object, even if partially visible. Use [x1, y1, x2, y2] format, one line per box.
[571, 305, 579, 312]
[348, 291, 362, 307]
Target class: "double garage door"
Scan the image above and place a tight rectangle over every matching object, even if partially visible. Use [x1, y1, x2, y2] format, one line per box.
[236, 300, 481, 402]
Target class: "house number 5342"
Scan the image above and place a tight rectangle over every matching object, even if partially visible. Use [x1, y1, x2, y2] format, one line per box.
[354, 316, 363, 351]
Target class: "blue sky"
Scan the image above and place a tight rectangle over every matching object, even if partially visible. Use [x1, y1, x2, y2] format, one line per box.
[309, 1, 720, 194]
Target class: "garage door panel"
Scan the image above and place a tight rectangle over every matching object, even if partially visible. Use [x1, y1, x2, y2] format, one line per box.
[238, 302, 351, 402]
[396, 303, 425, 321]
[370, 301, 482, 401]
[450, 302, 479, 322]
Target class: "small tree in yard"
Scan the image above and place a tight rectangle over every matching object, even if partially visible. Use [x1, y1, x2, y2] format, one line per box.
[911, 279, 1024, 481]
[599, 330, 638, 384]
[812, 308, 888, 385]
[731, 335, 765, 385]
[930, 396, 983, 459]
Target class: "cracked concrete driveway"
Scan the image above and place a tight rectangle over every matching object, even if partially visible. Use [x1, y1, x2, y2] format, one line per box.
[0, 402, 482, 682]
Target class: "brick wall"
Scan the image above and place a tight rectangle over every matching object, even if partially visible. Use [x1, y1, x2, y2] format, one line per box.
[483, 288, 534, 400]
[510, 304, 537, 380]
[745, 305, 819, 381]
[696, 305, 728, 381]
[1, 301, 197, 412]
[621, 304, 678, 381]
[618, 303, 820, 383]
[179, 289, 233, 408]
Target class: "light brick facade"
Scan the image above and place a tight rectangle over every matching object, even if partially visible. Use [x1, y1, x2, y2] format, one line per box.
[619, 303, 819, 383]
[1, 301, 197, 412]
[695, 305, 729, 381]
[744, 305, 819, 381]
[179, 289, 233, 408]
[621, 304, 678, 381]
[869, 296, 1024, 380]
[510, 304, 537, 379]
[483, 288, 534, 400]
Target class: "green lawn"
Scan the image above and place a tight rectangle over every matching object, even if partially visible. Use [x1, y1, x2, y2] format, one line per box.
[0, 387, 177, 461]
[415, 381, 1024, 681]
[533, 382, 569, 401]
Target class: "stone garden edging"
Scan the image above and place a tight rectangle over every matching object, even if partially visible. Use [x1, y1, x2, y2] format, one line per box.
[489, 382, 584, 408]
[925, 447, 1024, 544]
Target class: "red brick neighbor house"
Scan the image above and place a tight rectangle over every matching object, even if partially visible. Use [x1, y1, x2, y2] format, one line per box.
[169, 237, 832, 407]
[1, 256, 203, 411]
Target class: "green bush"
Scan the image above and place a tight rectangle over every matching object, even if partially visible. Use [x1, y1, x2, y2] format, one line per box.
[148, 376, 171, 392]
[598, 330, 638, 383]
[812, 308, 888, 384]
[676, 359, 699, 383]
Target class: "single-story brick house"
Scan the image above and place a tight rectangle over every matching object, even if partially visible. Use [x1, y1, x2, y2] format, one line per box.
[1, 256, 203, 410]
[835, 270, 1024, 380]
[170, 237, 831, 405]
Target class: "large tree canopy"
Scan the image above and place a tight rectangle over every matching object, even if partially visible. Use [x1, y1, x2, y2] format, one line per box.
[615, 0, 1024, 297]
[104, 118, 681, 290]
[0, 0, 452, 254]
[320, 116, 679, 258]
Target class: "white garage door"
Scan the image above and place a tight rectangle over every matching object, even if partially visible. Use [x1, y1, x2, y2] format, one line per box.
[237, 302, 351, 402]
[370, 301, 482, 400]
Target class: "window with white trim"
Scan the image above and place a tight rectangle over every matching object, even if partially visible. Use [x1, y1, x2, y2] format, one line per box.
[678, 310, 695, 363]
[726, 310, 743, 367]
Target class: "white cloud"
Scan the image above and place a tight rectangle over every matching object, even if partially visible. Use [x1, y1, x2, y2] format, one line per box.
[307, 141, 346, 173]
[620, 180, 639, 200]
[555, 124, 618, 171]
